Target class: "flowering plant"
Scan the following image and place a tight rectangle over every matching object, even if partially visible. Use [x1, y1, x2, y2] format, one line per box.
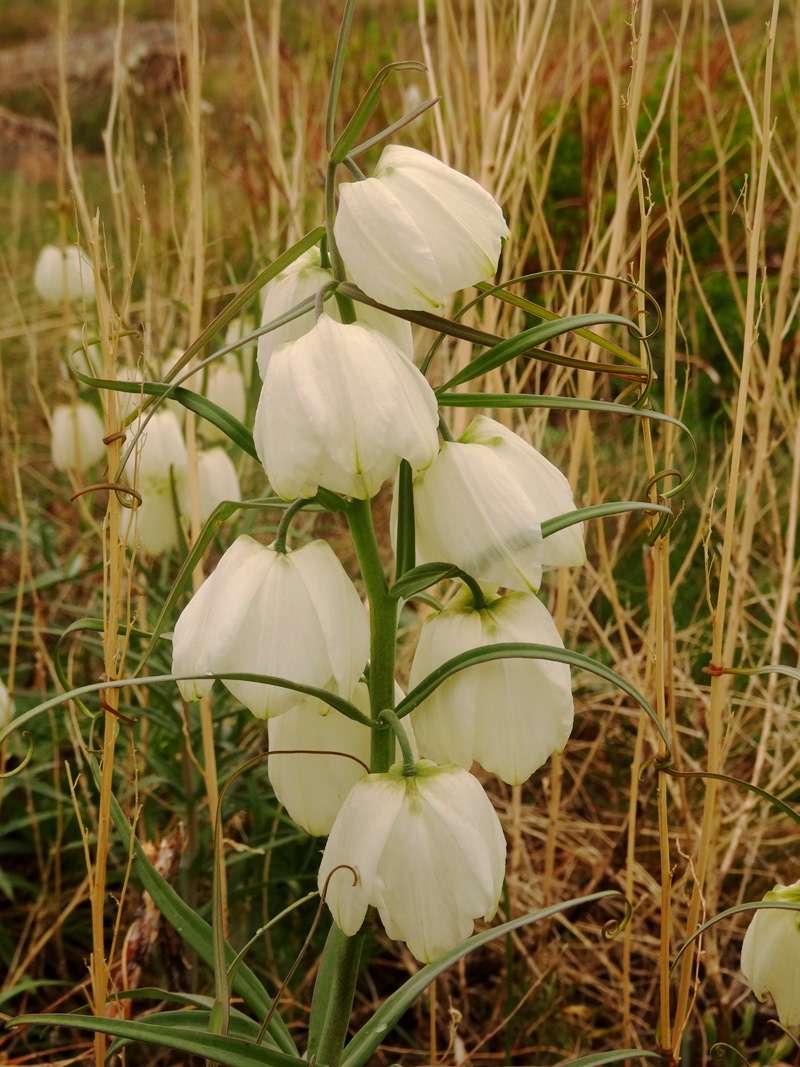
[9, 4, 731, 1067]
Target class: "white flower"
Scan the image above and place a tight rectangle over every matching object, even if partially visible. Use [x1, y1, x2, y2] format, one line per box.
[405, 415, 585, 592]
[0, 679, 13, 730]
[201, 365, 247, 443]
[334, 145, 509, 312]
[267, 681, 414, 837]
[318, 760, 506, 962]
[122, 411, 188, 554]
[256, 247, 412, 377]
[171, 535, 369, 719]
[409, 587, 573, 784]
[34, 244, 95, 304]
[197, 448, 241, 523]
[741, 879, 800, 1028]
[254, 314, 438, 501]
[51, 403, 106, 472]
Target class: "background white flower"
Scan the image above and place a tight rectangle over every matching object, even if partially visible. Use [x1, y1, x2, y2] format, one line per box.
[51, 403, 106, 473]
[34, 244, 95, 304]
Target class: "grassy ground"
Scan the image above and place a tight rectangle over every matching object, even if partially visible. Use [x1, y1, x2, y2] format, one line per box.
[1, 1, 799, 1065]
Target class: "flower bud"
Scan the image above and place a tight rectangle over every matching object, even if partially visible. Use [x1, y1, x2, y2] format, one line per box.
[171, 535, 369, 719]
[334, 145, 509, 311]
[254, 314, 438, 500]
[34, 244, 95, 304]
[319, 760, 506, 962]
[409, 586, 573, 783]
[51, 403, 106, 472]
[741, 879, 800, 1027]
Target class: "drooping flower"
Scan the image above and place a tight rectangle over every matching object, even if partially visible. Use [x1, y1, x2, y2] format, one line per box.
[405, 415, 585, 592]
[254, 314, 438, 500]
[171, 535, 369, 719]
[197, 448, 241, 523]
[0, 678, 13, 730]
[34, 244, 95, 305]
[256, 246, 413, 377]
[122, 410, 188, 555]
[408, 586, 573, 784]
[201, 365, 247, 443]
[334, 145, 509, 312]
[51, 403, 106, 472]
[741, 879, 800, 1027]
[267, 681, 415, 837]
[318, 760, 506, 962]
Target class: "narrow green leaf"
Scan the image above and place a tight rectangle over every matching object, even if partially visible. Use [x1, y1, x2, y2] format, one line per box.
[77, 377, 258, 460]
[307, 921, 341, 1061]
[390, 562, 459, 601]
[331, 61, 425, 163]
[671, 900, 800, 971]
[341, 891, 628, 1067]
[436, 393, 697, 499]
[659, 767, 800, 826]
[555, 1050, 667, 1067]
[395, 643, 670, 758]
[439, 313, 643, 391]
[9, 1014, 304, 1067]
[393, 459, 415, 582]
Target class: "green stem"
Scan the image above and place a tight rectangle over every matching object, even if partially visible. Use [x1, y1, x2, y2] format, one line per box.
[459, 571, 489, 611]
[378, 708, 415, 775]
[347, 497, 396, 773]
[274, 498, 312, 553]
[313, 929, 365, 1067]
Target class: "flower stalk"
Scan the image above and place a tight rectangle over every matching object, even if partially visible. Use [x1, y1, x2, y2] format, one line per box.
[346, 498, 396, 773]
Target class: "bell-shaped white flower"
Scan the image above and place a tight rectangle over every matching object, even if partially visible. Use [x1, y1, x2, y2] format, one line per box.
[197, 448, 241, 523]
[256, 246, 412, 377]
[51, 403, 106, 472]
[334, 145, 509, 312]
[0, 678, 14, 730]
[201, 364, 247, 443]
[318, 760, 506, 962]
[122, 410, 188, 554]
[408, 586, 573, 784]
[171, 535, 369, 719]
[267, 681, 414, 837]
[34, 244, 95, 304]
[405, 415, 585, 592]
[741, 879, 800, 1027]
[254, 314, 438, 501]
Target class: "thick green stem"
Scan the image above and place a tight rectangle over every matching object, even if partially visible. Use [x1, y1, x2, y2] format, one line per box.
[313, 929, 365, 1067]
[347, 497, 396, 772]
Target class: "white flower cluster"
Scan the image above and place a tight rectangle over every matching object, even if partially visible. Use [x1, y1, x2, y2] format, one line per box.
[172, 146, 587, 962]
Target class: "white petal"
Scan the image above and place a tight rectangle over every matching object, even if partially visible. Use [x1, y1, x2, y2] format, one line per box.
[268, 686, 372, 836]
[376, 145, 508, 294]
[335, 180, 445, 311]
[413, 441, 545, 592]
[318, 774, 405, 936]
